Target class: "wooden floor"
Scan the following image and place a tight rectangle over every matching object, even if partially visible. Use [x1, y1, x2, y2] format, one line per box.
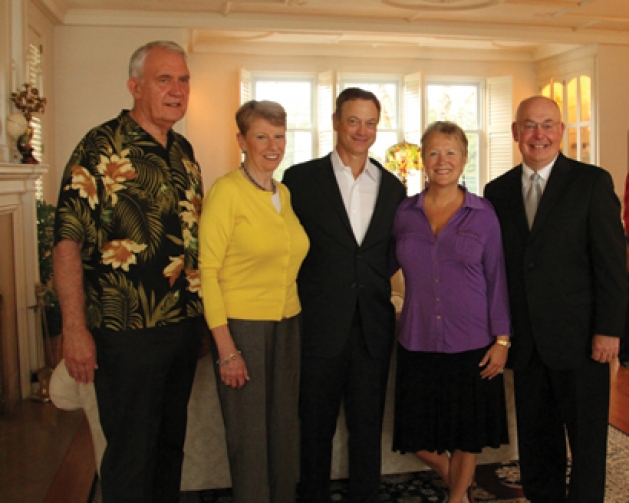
[609, 359, 629, 434]
[0, 401, 86, 503]
[43, 415, 96, 503]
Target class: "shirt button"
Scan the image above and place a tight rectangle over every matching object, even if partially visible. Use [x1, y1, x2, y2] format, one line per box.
[436, 315, 442, 320]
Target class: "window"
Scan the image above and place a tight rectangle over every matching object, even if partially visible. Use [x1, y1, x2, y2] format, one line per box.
[241, 71, 512, 193]
[338, 78, 401, 166]
[425, 81, 481, 194]
[244, 73, 316, 180]
[542, 75, 592, 164]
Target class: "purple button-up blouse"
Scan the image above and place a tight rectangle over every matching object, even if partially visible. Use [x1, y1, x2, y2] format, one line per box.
[392, 189, 511, 353]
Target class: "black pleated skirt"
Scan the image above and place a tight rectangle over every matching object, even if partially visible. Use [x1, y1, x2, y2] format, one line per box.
[392, 343, 509, 455]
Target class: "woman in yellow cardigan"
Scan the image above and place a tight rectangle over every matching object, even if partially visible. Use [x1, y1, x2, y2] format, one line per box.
[198, 100, 309, 503]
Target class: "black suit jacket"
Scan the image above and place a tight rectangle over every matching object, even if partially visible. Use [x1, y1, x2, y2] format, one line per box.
[484, 153, 626, 371]
[283, 154, 406, 358]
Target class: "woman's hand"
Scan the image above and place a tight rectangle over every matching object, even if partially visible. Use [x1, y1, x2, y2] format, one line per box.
[479, 337, 510, 380]
[211, 324, 250, 389]
[218, 350, 249, 389]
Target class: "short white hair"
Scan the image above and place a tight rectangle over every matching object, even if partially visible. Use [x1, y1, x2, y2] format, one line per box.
[128, 41, 187, 80]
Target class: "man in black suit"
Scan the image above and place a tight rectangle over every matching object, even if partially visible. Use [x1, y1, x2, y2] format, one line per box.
[484, 95, 626, 503]
[283, 88, 406, 503]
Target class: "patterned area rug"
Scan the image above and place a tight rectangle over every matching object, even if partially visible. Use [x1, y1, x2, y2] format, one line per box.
[179, 426, 629, 503]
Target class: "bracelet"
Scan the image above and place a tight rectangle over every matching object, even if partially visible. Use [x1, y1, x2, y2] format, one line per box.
[216, 350, 242, 366]
[495, 339, 511, 348]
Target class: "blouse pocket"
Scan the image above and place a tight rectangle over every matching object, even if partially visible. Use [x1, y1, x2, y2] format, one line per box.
[455, 230, 483, 262]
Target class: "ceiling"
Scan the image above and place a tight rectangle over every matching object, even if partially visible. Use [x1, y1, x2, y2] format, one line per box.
[37, 0, 629, 60]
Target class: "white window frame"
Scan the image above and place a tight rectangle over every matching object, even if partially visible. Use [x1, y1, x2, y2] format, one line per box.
[239, 71, 513, 193]
[242, 70, 318, 172]
[537, 55, 596, 165]
[424, 78, 484, 193]
[338, 74, 404, 161]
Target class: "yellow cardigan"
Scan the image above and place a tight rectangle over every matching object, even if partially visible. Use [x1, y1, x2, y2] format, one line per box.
[199, 169, 309, 329]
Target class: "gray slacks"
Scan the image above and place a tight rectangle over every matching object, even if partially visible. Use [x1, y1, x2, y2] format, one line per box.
[214, 316, 300, 503]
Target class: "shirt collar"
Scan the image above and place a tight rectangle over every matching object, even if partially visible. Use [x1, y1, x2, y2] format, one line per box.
[521, 155, 557, 184]
[414, 186, 482, 211]
[331, 149, 378, 181]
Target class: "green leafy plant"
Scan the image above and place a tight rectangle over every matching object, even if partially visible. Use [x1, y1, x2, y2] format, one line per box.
[37, 200, 61, 337]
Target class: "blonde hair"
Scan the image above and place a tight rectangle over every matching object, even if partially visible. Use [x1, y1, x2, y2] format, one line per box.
[421, 121, 468, 157]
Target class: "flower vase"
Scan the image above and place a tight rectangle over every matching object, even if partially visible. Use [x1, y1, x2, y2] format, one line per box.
[17, 115, 38, 164]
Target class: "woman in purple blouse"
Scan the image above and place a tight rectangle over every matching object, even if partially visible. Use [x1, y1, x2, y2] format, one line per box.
[392, 121, 511, 503]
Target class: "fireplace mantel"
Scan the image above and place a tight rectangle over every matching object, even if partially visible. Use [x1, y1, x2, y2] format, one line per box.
[0, 163, 48, 399]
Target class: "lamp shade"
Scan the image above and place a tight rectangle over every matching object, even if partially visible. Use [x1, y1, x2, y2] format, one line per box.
[6, 113, 28, 138]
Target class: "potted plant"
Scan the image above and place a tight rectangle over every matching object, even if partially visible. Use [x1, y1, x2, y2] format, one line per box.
[37, 200, 61, 341]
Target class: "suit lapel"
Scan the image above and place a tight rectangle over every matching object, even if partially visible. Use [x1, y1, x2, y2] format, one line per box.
[529, 153, 572, 239]
[313, 156, 356, 243]
[361, 166, 394, 249]
[503, 165, 530, 239]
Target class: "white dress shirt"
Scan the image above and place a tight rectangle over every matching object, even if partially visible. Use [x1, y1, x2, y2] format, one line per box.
[521, 156, 557, 199]
[331, 149, 381, 245]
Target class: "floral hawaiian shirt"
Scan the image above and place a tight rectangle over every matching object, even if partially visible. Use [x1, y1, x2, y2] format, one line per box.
[54, 110, 203, 331]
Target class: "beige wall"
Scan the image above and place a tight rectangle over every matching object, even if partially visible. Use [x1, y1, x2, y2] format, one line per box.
[596, 45, 629, 204]
[49, 30, 629, 204]
[0, 0, 10, 163]
[53, 26, 536, 191]
[187, 52, 536, 189]
[53, 26, 187, 194]
[28, 0, 57, 203]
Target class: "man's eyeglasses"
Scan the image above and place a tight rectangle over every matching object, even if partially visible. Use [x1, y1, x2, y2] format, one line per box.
[518, 121, 560, 132]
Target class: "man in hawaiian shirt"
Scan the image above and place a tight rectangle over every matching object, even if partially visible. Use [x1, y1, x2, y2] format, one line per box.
[53, 40, 204, 503]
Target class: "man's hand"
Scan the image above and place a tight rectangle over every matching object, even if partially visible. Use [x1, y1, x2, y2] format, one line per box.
[591, 334, 619, 363]
[63, 327, 98, 384]
[53, 239, 96, 383]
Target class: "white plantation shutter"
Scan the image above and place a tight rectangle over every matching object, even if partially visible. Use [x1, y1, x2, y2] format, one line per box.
[403, 72, 422, 146]
[240, 68, 251, 104]
[404, 72, 423, 194]
[317, 71, 334, 157]
[486, 76, 513, 184]
[28, 40, 44, 163]
[27, 27, 45, 199]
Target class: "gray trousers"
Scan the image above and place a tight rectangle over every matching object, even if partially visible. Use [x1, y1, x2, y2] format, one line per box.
[214, 316, 300, 503]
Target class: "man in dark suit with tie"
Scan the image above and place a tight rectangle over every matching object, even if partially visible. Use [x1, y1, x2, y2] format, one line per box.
[283, 88, 406, 503]
[484, 95, 626, 503]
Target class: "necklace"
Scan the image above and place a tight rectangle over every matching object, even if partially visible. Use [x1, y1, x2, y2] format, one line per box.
[241, 163, 276, 193]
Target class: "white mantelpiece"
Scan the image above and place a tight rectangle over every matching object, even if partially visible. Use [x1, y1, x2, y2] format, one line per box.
[0, 163, 47, 399]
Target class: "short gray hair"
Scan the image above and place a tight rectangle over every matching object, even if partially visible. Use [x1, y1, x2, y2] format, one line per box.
[236, 100, 287, 136]
[128, 41, 187, 80]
